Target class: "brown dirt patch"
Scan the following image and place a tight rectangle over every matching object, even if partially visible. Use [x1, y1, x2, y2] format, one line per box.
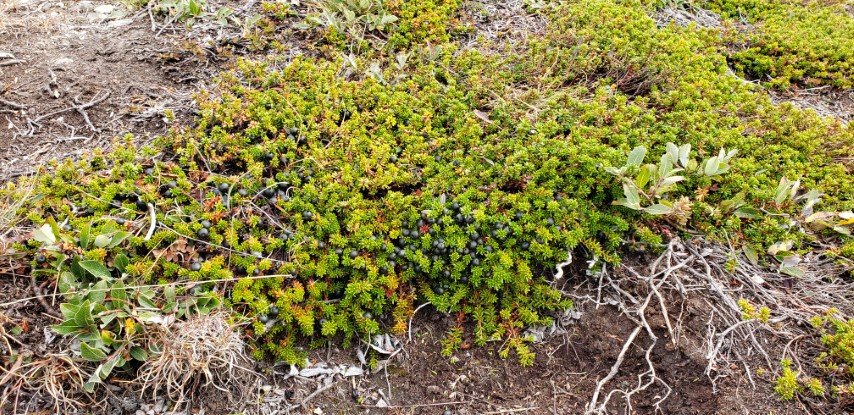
[768, 87, 854, 124]
[278, 303, 799, 415]
[0, 0, 196, 182]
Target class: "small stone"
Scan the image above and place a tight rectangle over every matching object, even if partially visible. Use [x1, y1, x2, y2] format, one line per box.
[107, 18, 133, 28]
[94, 4, 115, 14]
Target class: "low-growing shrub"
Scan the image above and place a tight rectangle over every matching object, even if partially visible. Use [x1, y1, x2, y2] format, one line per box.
[4, 0, 852, 388]
[706, 0, 854, 89]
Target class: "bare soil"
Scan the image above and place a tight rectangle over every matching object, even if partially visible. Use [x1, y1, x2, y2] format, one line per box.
[0, 0, 196, 182]
[768, 87, 854, 125]
[0, 2, 848, 415]
[272, 271, 804, 415]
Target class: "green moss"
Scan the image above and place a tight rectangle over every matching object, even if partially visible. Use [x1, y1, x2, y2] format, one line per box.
[812, 311, 854, 378]
[386, 0, 465, 49]
[706, 0, 854, 89]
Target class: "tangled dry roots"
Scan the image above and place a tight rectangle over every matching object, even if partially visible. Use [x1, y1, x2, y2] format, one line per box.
[137, 311, 256, 409]
[575, 237, 854, 414]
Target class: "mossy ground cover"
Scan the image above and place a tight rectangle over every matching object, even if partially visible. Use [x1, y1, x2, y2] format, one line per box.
[2, 0, 853, 402]
[705, 0, 854, 90]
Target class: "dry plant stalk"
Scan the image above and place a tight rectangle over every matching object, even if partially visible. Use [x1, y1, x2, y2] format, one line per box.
[2, 354, 94, 415]
[137, 311, 257, 410]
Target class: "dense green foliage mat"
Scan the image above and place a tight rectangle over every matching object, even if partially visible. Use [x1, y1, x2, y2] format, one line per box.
[4, 0, 852, 393]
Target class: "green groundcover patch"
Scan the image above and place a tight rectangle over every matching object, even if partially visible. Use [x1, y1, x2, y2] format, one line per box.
[3, 0, 852, 393]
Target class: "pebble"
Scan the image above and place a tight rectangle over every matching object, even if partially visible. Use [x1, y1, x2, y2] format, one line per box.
[94, 4, 115, 14]
[76, 1, 94, 12]
[108, 18, 133, 28]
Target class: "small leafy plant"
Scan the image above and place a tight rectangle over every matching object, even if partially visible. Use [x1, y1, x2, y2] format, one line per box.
[302, 0, 398, 48]
[607, 142, 738, 223]
[32, 220, 219, 392]
[153, 0, 206, 24]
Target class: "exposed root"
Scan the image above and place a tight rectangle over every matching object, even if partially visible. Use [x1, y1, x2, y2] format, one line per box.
[576, 237, 854, 413]
[585, 240, 680, 414]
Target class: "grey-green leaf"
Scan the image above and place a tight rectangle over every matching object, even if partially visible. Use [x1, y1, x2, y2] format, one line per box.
[130, 346, 149, 361]
[780, 266, 805, 278]
[107, 231, 131, 248]
[79, 260, 112, 281]
[734, 206, 763, 219]
[114, 254, 130, 274]
[622, 183, 641, 209]
[678, 144, 691, 167]
[704, 157, 720, 177]
[743, 245, 759, 265]
[644, 204, 672, 215]
[80, 342, 107, 361]
[79, 222, 92, 248]
[93, 234, 111, 248]
[33, 223, 57, 245]
[626, 146, 646, 167]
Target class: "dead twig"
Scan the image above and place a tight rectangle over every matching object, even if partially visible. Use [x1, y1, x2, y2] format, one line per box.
[28, 276, 60, 319]
[27, 90, 111, 135]
[482, 407, 539, 414]
[288, 380, 337, 412]
[0, 354, 23, 387]
[0, 99, 26, 110]
[143, 203, 157, 241]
